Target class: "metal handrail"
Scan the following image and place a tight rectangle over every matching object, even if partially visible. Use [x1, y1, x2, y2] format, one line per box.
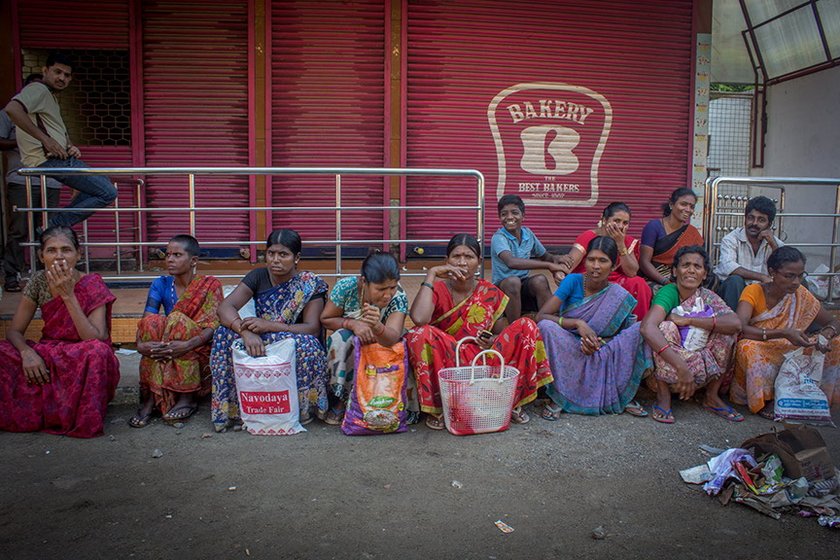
[17, 166, 486, 282]
[704, 176, 840, 300]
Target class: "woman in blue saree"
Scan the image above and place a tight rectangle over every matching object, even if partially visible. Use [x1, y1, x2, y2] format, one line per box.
[210, 229, 329, 432]
[536, 236, 652, 418]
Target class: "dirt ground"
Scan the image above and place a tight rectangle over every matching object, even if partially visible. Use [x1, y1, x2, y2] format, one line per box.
[1, 355, 839, 560]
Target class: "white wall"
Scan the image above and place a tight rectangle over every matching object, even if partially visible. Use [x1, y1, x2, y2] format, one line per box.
[755, 65, 840, 271]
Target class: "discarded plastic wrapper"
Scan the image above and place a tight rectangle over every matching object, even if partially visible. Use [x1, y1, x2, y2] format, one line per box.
[818, 515, 840, 528]
[787, 477, 810, 500]
[494, 520, 514, 534]
[680, 464, 712, 484]
[704, 448, 757, 496]
[761, 454, 784, 483]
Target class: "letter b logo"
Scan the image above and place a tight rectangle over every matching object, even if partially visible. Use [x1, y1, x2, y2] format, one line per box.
[519, 125, 580, 175]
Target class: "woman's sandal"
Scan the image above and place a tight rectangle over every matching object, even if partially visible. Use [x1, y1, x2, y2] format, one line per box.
[651, 405, 675, 424]
[128, 411, 153, 428]
[624, 400, 649, 418]
[324, 407, 345, 426]
[424, 414, 446, 430]
[163, 404, 198, 424]
[703, 404, 745, 423]
[510, 406, 530, 424]
[758, 403, 775, 420]
[541, 403, 563, 421]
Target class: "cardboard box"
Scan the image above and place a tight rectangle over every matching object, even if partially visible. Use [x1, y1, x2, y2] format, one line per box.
[741, 424, 835, 481]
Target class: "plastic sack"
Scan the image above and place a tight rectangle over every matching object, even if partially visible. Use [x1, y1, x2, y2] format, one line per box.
[673, 297, 714, 351]
[232, 338, 304, 435]
[222, 284, 256, 319]
[342, 338, 408, 436]
[774, 346, 834, 426]
[703, 448, 757, 495]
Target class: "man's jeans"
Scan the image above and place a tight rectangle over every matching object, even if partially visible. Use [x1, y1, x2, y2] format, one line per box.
[716, 275, 747, 312]
[38, 157, 117, 227]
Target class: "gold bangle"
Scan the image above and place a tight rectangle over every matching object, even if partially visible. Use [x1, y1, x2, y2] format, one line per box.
[619, 248, 629, 256]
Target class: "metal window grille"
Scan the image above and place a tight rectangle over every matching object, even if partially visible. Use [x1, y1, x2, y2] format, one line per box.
[21, 49, 131, 146]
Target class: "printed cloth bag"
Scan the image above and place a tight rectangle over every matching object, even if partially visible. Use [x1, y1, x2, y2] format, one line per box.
[342, 338, 408, 436]
[232, 338, 304, 435]
[673, 297, 714, 351]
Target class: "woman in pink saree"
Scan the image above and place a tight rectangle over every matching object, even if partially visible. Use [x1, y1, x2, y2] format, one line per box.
[0, 226, 119, 438]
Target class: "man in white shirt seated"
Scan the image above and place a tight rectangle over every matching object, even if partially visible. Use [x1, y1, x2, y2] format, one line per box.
[713, 195, 783, 310]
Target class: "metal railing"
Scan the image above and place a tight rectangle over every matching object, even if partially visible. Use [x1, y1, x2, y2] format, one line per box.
[17, 166, 485, 281]
[704, 176, 840, 301]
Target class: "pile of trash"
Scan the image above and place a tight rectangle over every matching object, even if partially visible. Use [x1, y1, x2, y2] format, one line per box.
[680, 424, 839, 528]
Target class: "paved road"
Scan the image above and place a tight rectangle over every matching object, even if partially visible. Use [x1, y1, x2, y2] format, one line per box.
[1, 381, 838, 560]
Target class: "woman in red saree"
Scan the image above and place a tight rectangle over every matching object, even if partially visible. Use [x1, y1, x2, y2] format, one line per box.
[0, 226, 119, 438]
[405, 234, 553, 429]
[640, 188, 704, 288]
[130, 235, 222, 427]
[564, 202, 652, 319]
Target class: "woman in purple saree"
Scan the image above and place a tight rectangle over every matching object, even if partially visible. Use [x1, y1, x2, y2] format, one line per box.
[537, 236, 652, 417]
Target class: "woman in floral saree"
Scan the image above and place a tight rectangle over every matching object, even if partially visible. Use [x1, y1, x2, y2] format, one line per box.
[406, 234, 553, 430]
[731, 246, 840, 417]
[536, 236, 651, 418]
[130, 235, 222, 427]
[211, 229, 329, 432]
[641, 246, 742, 424]
[0, 226, 119, 438]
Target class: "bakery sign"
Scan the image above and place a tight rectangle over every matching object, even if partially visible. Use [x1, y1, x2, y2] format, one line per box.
[488, 82, 612, 207]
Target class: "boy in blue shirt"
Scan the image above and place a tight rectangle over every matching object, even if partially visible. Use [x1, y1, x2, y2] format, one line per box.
[491, 195, 571, 321]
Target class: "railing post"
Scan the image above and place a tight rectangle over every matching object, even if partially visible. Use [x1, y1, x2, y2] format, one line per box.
[136, 179, 145, 272]
[25, 175, 35, 276]
[831, 185, 840, 289]
[188, 173, 196, 237]
[477, 173, 485, 274]
[335, 174, 342, 276]
[114, 182, 122, 275]
[82, 219, 91, 274]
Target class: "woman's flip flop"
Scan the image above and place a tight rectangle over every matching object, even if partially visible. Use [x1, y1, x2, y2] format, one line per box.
[703, 404, 744, 423]
[651, 405, 675, 424]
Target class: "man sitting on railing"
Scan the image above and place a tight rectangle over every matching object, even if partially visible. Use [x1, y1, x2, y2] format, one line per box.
[1, 74, 62, 293]
[3, 52, 116, 232]
[713, 196, 783, 311]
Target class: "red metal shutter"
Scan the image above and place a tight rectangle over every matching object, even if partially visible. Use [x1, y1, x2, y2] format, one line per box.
[269, 0, 387, 250]
[405, 0, 693, 247]
[17, 0, 129, 49]
[16, 0, 133, 261]
[141, 0, 251, 244]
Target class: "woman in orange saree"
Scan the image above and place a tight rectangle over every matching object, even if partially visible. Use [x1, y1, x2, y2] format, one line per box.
[731, 246, 840, 417]
[130, 235, 222, 427]
[405, 234, 553, 430]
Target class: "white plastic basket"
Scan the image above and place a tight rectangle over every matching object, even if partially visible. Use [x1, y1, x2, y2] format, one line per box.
[438, 337, 520, 435]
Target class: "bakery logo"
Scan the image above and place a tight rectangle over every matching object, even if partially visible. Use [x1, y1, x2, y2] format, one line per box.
[488, 82, 612, 206]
